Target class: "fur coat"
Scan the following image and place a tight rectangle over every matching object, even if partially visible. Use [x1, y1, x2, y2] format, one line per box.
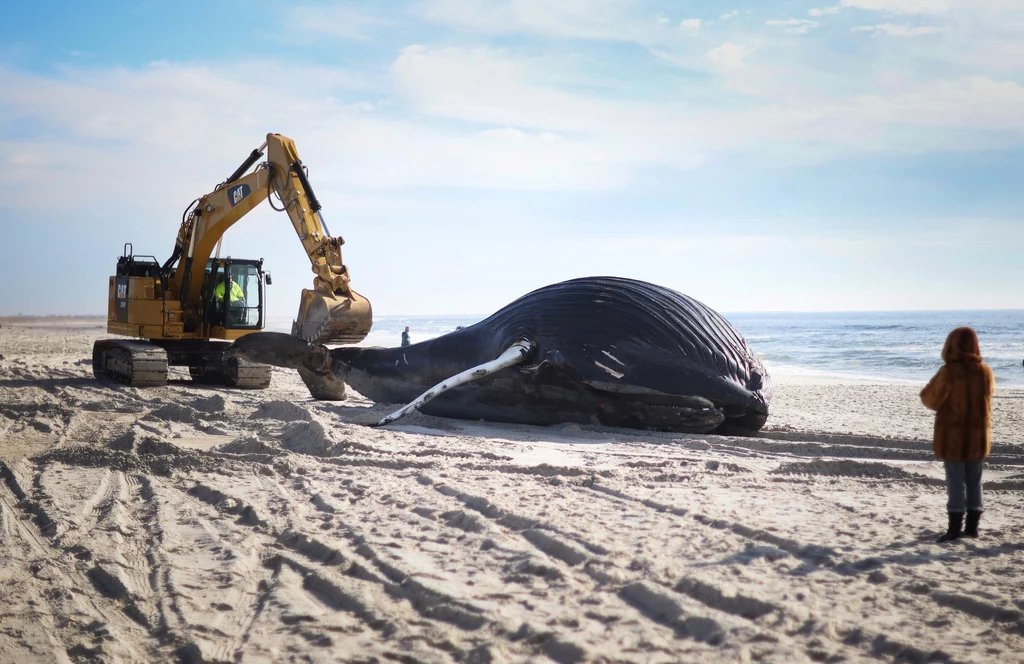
[920, 328, 994, 462]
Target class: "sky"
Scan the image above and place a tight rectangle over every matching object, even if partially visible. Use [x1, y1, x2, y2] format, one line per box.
[0, 0, 1022, 318]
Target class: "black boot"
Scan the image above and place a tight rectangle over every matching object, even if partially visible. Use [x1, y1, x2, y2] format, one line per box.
[937, 512, 963, 542]
[964, 510, 982, 538]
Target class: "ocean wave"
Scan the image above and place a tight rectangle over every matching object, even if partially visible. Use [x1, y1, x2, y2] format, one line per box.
[759, 353, 797, 363]
[839, 324, 919, 332]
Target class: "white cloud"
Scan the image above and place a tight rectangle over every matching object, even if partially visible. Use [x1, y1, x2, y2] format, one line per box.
[415, 0, 661, 43]
[285, 6, 390, 41]
[809, 0, 956, 15]
[479, 127, 527, 141]
[5, 0, 1024, 317]
[853, 23, 946, 35]
[855, 75, 1024, 129]
[4, 35, 1024, 218]
[707, 43, 753, 69]
[0, 61, 632, 210]
[679, 18, 702, 33]
[7, 150, 52, 167]
[390, 46, 615, 132]
[961, 34, 1024, 73]
[839, 0, 952, 14]
[388, 45, 712, 170]
[765, 19, 822, 34]
[720, 10, 740, 20]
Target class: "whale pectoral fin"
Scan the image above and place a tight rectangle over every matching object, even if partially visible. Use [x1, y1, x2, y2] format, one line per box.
[375, 339, 535, 427]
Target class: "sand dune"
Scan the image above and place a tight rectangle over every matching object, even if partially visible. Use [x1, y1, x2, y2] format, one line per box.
[2, 322, 1024, 663]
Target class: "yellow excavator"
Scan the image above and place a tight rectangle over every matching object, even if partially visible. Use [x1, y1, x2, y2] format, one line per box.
[93, 133, 372, 390]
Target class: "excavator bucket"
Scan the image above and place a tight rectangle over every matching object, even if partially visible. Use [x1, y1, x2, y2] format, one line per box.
[293, 288, 373, 345]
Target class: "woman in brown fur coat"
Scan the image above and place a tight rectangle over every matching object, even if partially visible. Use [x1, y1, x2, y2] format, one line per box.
[920, 327, 994, 542]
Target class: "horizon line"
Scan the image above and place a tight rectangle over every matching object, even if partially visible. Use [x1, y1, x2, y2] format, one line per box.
[6, 307, 1024, 321]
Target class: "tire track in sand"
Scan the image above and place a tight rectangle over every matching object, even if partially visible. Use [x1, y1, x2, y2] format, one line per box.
[0, 461, 75, 664]
[179, 471, 452, 662]
[188, 470, 552, 662]
[414, 471, 816, 662]
[33, 464, 154, 606]
[0, 459, 159, 661]
[575, 476, 1023, 662]
[254, 460, 804, 662]
[138, 473, 281, 662]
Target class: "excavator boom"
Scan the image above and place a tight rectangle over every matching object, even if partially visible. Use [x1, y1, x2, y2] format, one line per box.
[169, 133, 372, 345]
[265, 135, 372, 344]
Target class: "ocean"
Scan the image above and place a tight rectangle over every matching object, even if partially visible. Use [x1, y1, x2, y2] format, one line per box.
[270, 310, 1024, 388]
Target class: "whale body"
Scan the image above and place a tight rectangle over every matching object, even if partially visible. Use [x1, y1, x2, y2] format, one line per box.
[228, 277, 772, 435]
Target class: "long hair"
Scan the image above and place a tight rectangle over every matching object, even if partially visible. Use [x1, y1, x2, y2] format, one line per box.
[941, 326, 981, 364]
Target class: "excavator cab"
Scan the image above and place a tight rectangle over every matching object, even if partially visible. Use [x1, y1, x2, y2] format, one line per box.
[201, 259, 265, 331]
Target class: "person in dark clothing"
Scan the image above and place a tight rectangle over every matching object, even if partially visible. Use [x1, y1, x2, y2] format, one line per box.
[401, 326, 411, 347]
[920, 327, 994, 542]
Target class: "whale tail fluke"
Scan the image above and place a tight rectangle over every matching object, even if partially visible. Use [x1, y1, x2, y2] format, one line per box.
[226, 332, 348, 401]
[224, 332, 329, 373]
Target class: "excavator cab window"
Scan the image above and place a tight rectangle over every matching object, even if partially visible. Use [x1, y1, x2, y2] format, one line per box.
[226, 263, 262, 327]
[201, 261, 263, 330]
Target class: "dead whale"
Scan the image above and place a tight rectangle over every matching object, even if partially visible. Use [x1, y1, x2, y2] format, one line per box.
[227, 276, 772, 435]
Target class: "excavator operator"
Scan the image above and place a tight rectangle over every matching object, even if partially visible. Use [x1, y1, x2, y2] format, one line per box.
[213, 275, 246, 325]
[215, 275, 245, 305]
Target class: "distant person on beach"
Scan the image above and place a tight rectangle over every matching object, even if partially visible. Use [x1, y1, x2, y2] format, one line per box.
[401, 326, 411, 347]
[920, 327, 994, 542]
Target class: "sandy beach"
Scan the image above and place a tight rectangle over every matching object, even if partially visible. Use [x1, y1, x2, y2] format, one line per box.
[2, 319, 1023, 663]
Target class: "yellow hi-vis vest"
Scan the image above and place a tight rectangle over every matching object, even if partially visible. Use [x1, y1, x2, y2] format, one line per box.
[215, 281, 244, 302]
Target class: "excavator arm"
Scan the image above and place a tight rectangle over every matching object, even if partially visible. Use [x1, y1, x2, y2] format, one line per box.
[165, 133, 372, 345]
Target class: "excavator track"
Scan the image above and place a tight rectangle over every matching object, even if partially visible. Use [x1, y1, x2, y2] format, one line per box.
[223, 357, 272, 389]
[189, 357, 271, 389]
[92, 340, 168, 387]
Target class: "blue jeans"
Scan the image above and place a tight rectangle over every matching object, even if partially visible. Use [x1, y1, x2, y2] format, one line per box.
[944, 461, 983, 513]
